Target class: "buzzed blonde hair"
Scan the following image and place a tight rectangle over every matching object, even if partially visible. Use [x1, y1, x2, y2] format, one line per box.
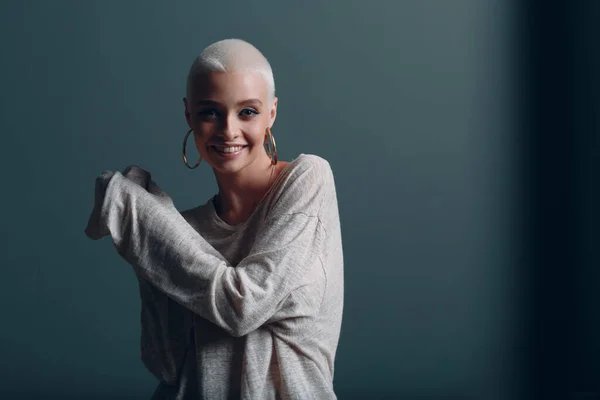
[186, 38, 275, 104]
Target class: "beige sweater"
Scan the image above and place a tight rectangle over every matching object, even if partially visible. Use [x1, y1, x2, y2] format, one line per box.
[85, 154, 344, 399]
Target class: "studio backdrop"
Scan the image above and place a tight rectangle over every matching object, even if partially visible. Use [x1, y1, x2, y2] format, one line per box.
[0, 1, 519, 398]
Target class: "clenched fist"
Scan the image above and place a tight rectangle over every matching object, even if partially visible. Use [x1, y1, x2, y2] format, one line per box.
[84, 165, 173, 241]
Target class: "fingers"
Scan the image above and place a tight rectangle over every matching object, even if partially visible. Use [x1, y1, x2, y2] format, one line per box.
[84, 170, 115, 240]
[148, 180, 169, 197]
[147, 180, 164, 196]
[122, 165, 151, 189]
[120, 166, 173, 205]
[148, 180, 173, 204]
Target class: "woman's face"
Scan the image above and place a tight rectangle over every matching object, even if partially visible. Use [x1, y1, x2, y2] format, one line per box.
[184, 71, 277, 174]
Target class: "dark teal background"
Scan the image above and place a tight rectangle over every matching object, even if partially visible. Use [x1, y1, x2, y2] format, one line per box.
[0, 1, 521, 398]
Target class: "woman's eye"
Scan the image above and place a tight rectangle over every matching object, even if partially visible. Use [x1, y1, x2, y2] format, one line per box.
[239, 108, 259, 117]
[197, 109, 218, 118]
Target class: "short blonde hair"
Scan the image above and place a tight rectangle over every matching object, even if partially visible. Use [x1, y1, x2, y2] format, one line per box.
[186, 38, 275, 104]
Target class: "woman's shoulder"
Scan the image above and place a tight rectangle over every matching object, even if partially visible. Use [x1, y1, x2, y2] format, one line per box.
[275, 154, 334, 194]
[266, 153, 336, 217]
[283, 153, 333, 181]
[294, 153, 331, 168]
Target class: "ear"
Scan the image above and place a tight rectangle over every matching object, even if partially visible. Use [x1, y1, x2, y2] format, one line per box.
[268, 97, 278, 128]
[183, 97, 193, 128]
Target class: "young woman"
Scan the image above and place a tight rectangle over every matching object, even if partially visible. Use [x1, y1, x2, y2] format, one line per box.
[85, 38, 344, 399]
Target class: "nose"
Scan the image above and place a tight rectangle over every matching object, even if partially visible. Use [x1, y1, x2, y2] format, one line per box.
[219, 114, 240, 140]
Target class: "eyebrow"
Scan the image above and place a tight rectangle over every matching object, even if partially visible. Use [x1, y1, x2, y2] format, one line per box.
[195, 99, 263, 106]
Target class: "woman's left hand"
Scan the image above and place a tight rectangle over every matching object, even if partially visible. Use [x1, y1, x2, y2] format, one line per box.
[122, 165, 151, 190]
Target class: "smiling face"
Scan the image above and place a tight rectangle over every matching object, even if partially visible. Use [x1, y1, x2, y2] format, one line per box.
[184, 71, 278, 175]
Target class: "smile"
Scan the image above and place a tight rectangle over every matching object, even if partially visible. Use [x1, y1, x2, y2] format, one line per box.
[211, 145, 247, 158]
[213, 145, 245, 153]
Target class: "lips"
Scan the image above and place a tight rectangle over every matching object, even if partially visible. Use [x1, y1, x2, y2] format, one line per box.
[209, 145, 248, 158]
[212, 145, 247, 154]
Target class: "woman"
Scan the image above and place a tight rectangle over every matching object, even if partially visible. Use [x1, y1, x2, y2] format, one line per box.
[85, 38, 344, 399]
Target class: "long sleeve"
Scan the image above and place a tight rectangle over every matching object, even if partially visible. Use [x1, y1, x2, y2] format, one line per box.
[88, 158, 331, 337]
[136, 274, 194, 385]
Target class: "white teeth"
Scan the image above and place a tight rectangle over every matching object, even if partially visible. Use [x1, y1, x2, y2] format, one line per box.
[216, 146, 243, 153]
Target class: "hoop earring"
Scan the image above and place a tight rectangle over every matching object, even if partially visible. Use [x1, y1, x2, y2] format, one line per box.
[182, 128, 202, 169]
[264, 127, 278, 165]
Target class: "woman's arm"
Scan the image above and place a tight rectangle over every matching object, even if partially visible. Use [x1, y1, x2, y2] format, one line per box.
[136, 274, 194, 384]
[85, 158, 332, 337]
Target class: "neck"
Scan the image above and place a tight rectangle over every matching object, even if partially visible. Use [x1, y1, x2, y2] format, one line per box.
[213, 154, 275, 220]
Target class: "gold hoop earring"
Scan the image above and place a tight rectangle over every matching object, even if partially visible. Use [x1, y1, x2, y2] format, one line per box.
[264, 127, 278, 165]
[182, 128, 202, 169]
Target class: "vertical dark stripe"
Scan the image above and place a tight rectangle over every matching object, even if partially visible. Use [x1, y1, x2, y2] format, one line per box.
[517, 1, 576, 399]
[571, 1, 600, 396]
[516, 0, 600, 398]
